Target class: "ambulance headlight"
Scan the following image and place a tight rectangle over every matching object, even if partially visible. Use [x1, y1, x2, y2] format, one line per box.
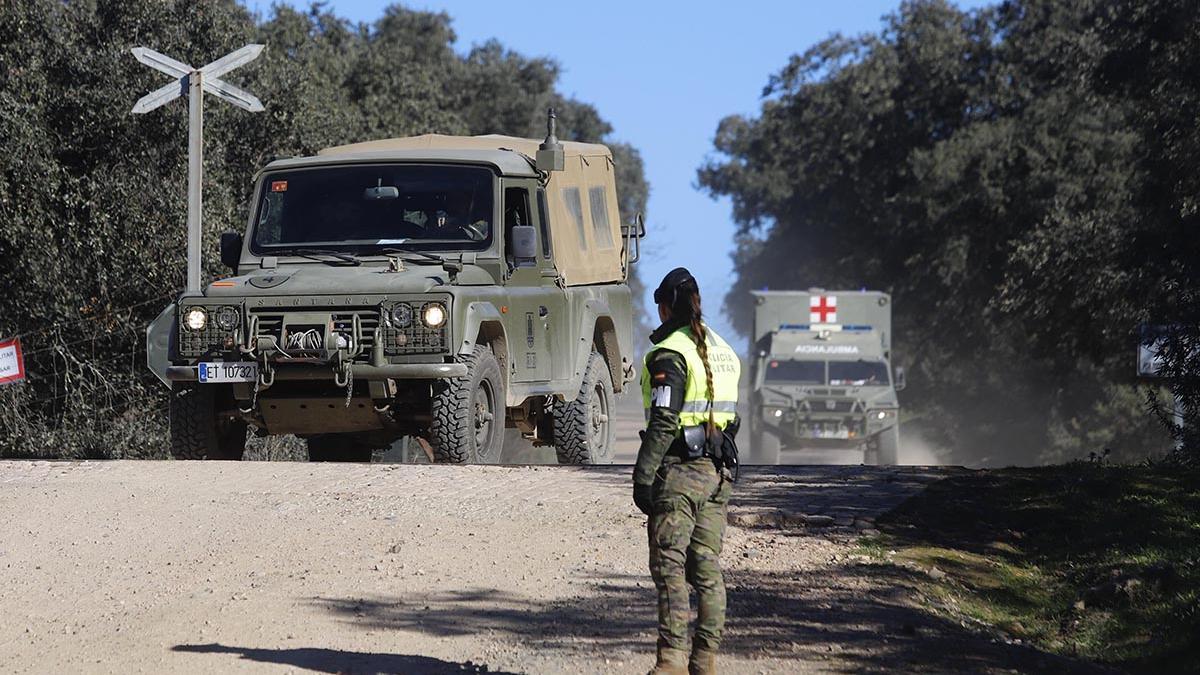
[184, 307, 208, 331]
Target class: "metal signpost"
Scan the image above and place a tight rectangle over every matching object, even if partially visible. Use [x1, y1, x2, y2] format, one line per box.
[131, 45, 265, 293]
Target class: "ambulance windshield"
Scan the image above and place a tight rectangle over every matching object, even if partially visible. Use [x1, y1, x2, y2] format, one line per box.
[764, 360, 824, 384]
[828, 360, 890, 386]
[765, 359, 891, 386]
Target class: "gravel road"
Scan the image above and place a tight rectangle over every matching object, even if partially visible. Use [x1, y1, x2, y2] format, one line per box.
[0, 459, 1100, 674]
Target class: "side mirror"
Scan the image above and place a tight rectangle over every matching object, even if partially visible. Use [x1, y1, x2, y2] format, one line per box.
[893, 366, 907, 392]
[511, 225, 537, 267]
[219, 232, 243, 273]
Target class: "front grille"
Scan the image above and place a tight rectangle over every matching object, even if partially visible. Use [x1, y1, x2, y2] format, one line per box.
[332, 311, 379, 353]
[249, 307, 382, 362]
[820, 400, 856, 413]
[244, 301, 449, 358]
[249, 310, 285, 348]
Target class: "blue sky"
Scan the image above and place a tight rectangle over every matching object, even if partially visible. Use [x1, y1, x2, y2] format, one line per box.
[247, 0, 990, 340]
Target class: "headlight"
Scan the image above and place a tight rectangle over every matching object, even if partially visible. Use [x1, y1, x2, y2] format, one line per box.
[184, 307, 207, 331]
[390, 303, 413, 328]
[876, 411, 887, 420]
[422, 302, 447, 328]
[214, 306, 239, 330]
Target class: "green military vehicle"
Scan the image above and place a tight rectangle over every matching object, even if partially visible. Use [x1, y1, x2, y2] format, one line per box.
[747, 290, 905, 465]
[147, 116, 643, 463]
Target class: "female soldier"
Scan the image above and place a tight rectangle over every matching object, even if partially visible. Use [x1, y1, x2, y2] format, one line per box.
[634, 267, 741, 675]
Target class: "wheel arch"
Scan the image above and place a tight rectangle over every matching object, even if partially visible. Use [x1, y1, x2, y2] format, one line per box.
[565, 298, 621, 401]
[457, 301, 510, 401]
[592, 315, 624, 393]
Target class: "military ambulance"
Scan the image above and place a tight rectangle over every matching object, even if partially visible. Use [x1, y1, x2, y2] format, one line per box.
[147, 112, 643, 464]
[747, 290, 904, 464]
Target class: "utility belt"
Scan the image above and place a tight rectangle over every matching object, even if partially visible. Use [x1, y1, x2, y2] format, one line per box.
[669, 416, 741, 480]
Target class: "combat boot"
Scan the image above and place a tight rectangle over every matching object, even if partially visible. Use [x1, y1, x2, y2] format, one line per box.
[649, 646, 688, 675]
[688, 646, 717, 675]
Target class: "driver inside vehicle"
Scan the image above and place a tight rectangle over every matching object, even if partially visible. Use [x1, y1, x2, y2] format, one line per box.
[405, 192, 489, 241]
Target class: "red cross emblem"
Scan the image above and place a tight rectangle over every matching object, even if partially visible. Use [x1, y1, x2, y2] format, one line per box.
[810, 295, 837, 324]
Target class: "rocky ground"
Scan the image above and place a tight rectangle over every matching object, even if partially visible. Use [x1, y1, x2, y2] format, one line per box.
[0, 459, 1103, 674]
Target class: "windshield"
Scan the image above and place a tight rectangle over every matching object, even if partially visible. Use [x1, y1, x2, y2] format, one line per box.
[250, 164, 495, 254]
[764, 359, 825, 384]
[764, 359, 891, 386]
[828, 360, 890, 386]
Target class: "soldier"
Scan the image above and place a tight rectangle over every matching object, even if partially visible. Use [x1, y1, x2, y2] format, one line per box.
[634, 267, 742, 675]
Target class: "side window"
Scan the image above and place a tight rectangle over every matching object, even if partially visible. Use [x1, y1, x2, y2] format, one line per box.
[536, 188, 552, 258]
[503, 187, 531, 265]
[255, 192, 286, 245]
[562, 187, 587, 250]
[588, 186, 614, 249]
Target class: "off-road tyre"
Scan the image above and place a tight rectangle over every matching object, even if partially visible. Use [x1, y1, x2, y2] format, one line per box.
[552, 351, 615, 465]
[307, 435, 375, 463]
[169, 382, 246, 460]
[751, 419, 782, 465]
[430, 345, 506, 463]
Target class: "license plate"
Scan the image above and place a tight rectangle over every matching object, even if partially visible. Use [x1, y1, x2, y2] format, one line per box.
[198, 362, 258, 383]
[814, 429, 850, 439]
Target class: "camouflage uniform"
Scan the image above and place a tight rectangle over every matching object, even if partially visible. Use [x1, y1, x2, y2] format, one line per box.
[635, 324, 737, 670]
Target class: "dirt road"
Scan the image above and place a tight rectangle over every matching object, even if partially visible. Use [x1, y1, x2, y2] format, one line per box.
[0, 460, 1100, 674]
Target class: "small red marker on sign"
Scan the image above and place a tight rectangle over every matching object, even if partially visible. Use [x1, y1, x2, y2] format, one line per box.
[271, 180, 288, 192]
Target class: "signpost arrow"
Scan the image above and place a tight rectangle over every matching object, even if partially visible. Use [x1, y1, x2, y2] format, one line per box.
[131, 45, 265, 292]
[132, 79, 185, 114]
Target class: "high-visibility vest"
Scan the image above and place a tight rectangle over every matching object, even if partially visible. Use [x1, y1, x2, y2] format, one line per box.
[641, 324, 741, 429]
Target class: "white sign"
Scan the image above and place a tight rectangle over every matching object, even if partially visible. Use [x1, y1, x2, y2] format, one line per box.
[131, 45, 265, 113]
[1138, 339, 1165, 378]
[0, 338, 26, 385]
[794, 344, 860, 355]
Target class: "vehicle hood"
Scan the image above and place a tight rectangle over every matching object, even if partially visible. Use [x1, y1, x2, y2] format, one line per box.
[202, 263, 495, 298]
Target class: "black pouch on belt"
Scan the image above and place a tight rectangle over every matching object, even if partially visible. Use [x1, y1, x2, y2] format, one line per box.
[680, 424, 707, 460]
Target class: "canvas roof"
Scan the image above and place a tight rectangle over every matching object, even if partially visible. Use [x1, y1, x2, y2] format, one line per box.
[320, 134, 612, 161]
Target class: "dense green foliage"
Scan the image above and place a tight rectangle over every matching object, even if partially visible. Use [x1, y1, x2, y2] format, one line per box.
[700, 0, 1194, 464]
[864, 465, 1200, 669]
[0, 0, 648, 458]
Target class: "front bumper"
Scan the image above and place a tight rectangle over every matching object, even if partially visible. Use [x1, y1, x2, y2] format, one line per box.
[165, 362, 467, 382]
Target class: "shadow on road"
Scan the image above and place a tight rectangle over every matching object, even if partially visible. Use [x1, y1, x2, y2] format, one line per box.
[313, 565, 1104, 673]
[171, 643, 515, 674]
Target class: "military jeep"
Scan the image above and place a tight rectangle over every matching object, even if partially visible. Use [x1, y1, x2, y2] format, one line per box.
[147, 117, 643, 463]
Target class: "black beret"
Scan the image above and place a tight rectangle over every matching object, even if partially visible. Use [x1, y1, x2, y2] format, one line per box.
[653, 267, 697, 305]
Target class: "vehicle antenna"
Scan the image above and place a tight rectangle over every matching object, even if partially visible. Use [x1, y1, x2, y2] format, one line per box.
[536, 108, 565, 175]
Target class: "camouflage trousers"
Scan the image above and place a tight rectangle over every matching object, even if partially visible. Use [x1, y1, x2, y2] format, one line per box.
[648, 458, 732, 653]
